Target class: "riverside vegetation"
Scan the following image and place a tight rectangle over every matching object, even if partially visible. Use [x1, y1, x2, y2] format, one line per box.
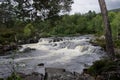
[0, 10, 120, 44]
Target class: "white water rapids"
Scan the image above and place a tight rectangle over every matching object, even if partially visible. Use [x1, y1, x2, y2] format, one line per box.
[0, 35, 105, 78]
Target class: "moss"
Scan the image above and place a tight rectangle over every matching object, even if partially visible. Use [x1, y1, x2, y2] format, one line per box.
[90, 38, 106, 50]
[87, 59, 107, 76]
[88, 59, 120, 77]
[96, 38, 106, 49]
[40, 32, 51, 37]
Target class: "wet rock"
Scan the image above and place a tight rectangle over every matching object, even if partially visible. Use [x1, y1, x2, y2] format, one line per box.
[3, 45, 11, 51]
[0, 43, 17, 54]
[6, 68, 95, 80]
[23, 47, 31, 53]
[37, 63, 44, 67]
[0, 44, 3, 54]
[18, 63, 26, 67]
[86, 37, 90, 39]
[80, 46, 89, 52]
[91, 42, 98, 46]
[96, 75, 104, 80]
[22, 47, 36, 53]
[18, 37, 39, 45]
[101, 71, 120, 80]
[28, 38, 38, 43]
[0, 44, 2, 49]
[44, 68, 95, 80]
[44, 67, 95, 80]
[17, 72, 27, 78]
[18, 40, 25, 44]
[45, 67, 65, 72]
[99, 35, 105, 40]
[52, 43, 57, 47]
[53, 37, 63, 42]
[80, 73, 95, 80]
[18, 72, 44, 80]
[24, 72, 44, 80]
[45, 68, 75, 80]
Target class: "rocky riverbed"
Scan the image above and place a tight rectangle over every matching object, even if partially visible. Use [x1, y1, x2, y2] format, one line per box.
[0, 35, 106, 79]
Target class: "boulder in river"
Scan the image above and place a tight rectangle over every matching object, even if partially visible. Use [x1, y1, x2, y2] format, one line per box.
[44, 67, 95, 80]
[20, 47, 36, 53]
[37, 63, 44, 67]
[0, 44, 2, 49]
[53, 37, 63, 42]
[18, 72, 44, 80]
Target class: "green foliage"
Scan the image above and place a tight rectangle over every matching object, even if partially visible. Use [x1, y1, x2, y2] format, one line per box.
[0, 0, 73, 28]
[40, 32, 51, 37]
[94, 38, 106, 50]
[0, 9, 120, 44]
[114, 40, 120, 48]
[0, 28, 16, 44]
[88, 59, 120, 76]
[88, 60, 107, 76]
[23, 23, 34, 38]
[6, 73, 22, 80]
[111, 12, 120, 39]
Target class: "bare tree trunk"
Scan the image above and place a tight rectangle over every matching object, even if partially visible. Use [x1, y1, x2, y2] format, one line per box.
[98, 0, 115, 58]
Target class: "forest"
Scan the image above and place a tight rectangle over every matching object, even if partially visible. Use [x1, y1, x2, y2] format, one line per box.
[0, 10, 120, 48]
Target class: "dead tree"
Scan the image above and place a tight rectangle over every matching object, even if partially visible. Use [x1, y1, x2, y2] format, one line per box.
[98, 0, 115, 58]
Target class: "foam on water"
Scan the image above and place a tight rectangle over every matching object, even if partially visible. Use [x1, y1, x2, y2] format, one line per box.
[0, 35, 105, 78]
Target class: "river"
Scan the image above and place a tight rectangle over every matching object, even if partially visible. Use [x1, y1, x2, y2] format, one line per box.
[0, 35, 105, 78]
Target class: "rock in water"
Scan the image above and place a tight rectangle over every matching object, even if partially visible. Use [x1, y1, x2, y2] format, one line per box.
[44, 67, 95, 80]
[37, 63, 44, 67]
[18, 72, 44, 80]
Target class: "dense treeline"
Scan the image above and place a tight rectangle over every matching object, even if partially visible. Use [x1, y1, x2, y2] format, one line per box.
[0, 0, 120, 44]
[0, 10, 120, 44]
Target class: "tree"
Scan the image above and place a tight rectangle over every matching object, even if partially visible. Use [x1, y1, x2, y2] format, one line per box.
[13, 0, 73, 21]
[98, 0, 115, 58]
[13, 0, 32, 21]
[0, 0, 14, 27]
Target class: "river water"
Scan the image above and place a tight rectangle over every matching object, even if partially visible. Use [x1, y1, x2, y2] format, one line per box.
[0, 35, 105, 78]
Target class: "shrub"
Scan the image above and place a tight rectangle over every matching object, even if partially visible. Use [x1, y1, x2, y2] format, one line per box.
[23, 23, 35, 38]
[6, 73, 22, 80]
[88, 59, 120, 77]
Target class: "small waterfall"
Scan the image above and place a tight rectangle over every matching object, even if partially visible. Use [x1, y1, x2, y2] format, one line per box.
[0, 35, 105, 78]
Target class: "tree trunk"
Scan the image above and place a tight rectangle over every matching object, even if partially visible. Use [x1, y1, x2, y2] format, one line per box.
[98, 0, 115, 58]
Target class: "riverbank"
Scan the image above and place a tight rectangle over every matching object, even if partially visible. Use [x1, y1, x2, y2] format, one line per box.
[3, 68, 95, 80]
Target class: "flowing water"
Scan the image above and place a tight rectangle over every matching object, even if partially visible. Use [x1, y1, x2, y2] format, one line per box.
[0, 35, 105, 78]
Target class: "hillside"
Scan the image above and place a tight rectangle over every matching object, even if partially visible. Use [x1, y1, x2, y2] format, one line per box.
[109, 8, 120, 12]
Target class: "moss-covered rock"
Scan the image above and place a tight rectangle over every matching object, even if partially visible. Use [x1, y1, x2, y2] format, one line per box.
[90, 37, 106, 50]
[87, 59, 120, 80]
